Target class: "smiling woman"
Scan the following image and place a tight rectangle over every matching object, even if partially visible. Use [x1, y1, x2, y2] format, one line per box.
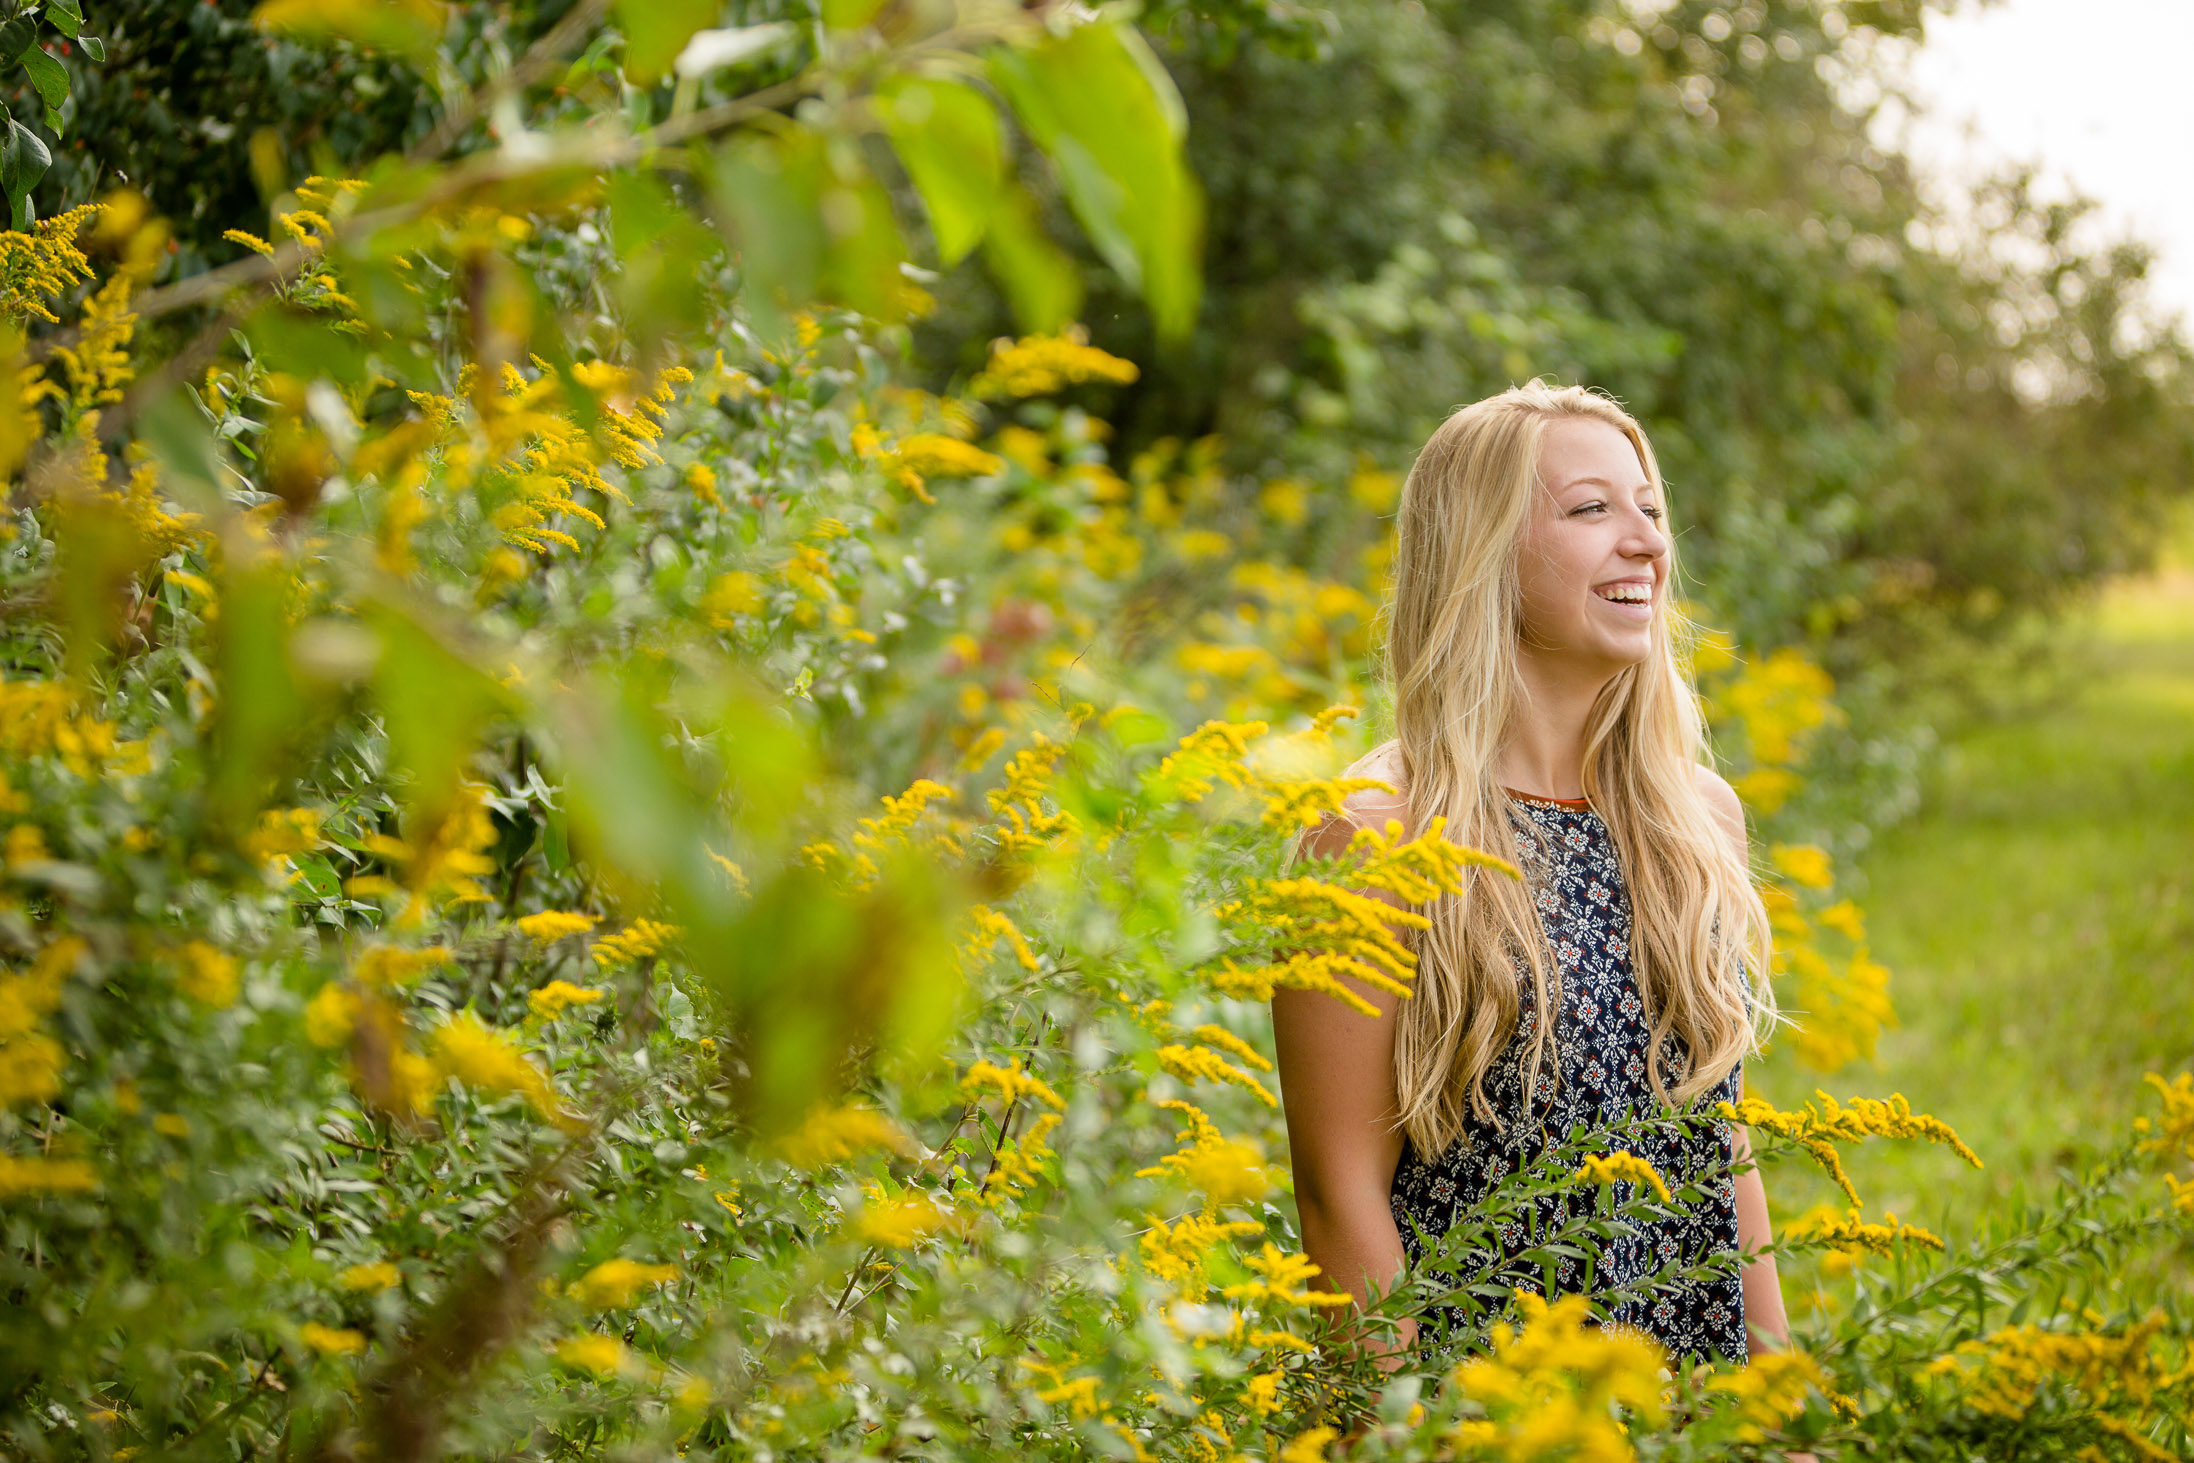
[1272, 382, 1794, 1377]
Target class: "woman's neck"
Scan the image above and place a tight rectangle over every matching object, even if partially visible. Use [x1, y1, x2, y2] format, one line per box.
[1498, 649, 1617, 800]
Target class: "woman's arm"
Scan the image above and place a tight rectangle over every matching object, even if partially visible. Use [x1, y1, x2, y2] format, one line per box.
[1695, 765, 1798, 1354]
[1732, 1118, 1793, 1352]
[1271, 810, 1417, 1365]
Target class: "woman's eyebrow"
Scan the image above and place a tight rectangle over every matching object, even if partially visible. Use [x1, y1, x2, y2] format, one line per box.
[1553, 476, 1652, 494]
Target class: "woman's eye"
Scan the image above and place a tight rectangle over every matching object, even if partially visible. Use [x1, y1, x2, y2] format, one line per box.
[1570, 502, 1607, 517]
[1641, 506, 1664, 521]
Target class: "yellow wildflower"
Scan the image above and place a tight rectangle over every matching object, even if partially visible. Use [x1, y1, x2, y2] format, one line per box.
[571, 1258, 679, 1309]
[173, 941, 240, 1008]
[303, 984, 359, 1049]
[553, 1332, 633, 1377]
[856, 1188, 957, 1246]
[515, 910, 597, 944]
[592, 919, 680, 966]
[1783, 1205, 1944, 1255]
[428, 1012, 571, 1127]
[527, 980, 605, 1022]
[1222, 1244, 1352, 1308]
[1277, 1427, 1336, 1463]
[700, 571, 762, 625]
[1771, 843, 1835, 890]
[960, 1058, 1065, 1111]
[1572, 1150, 1673, 1203]
[970, 327, 1140, 398]
[772, 1103, 916, 1168]
[0, 1154, 99, 1194]
[963, 906, 1041, 973]
[1157, 1042, 1278, 1108]
[353, 945, 452, 988]
[337, 1261, 402, 1293]
[299, 1322, 365, 1357]
[894, 434, 1003, 478]
[1138, 1210, 1262, 1296]
[242, 807, 323, 863]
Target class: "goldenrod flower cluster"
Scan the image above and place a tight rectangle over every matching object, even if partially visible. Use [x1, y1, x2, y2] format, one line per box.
[1783, 1204, 1944, 1255]
[570, 1258, 679, 1309]
[1449, 1291, 1666, 1460]
[969, 327, 1140, 399]
[0, 937, 82, 1107]
[1718, 1091, 1980, 1206]
[772, 1102, 916, 1169]
[1571, 1150, 1672, 1203]
[591, 919, 680, 966]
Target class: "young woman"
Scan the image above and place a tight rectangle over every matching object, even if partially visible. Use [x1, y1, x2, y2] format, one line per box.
[1273, 382, 1793, 1371]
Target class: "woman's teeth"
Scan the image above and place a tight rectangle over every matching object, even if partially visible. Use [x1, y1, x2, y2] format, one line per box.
[1595, 585, 1651, 604]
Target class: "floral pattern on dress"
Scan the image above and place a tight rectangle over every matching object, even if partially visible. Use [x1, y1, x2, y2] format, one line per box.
[1389, 796, 1747, 1366]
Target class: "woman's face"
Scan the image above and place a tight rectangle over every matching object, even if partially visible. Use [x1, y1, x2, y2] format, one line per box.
[1513, 417, 1670, 676]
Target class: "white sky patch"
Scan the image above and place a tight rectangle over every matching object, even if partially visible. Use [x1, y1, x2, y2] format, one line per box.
[1868, 0, 2194, 330]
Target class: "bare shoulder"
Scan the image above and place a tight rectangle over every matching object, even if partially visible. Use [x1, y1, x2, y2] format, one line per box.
[1298, 739, 1411, 862]
[1691, 762, 1748, 859]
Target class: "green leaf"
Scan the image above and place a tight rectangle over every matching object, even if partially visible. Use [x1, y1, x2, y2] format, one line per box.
[990, 21, 1203, 340]
[252, 0, 444, 62]
[19, 44, 67, 109]
[0, 20, 33, 63]
[613, 0, 716, 86]
[706, 131, 822, 346]
[706, 129, 908, 338]
[77, 33, 103, 62]
[879, 75, 1002, 267]
[3, 120, 51, 229]
[980, 181, 1082, 334]
[820, 0, 888, 29]
[365, 596, 510, 817]
[45, 0, 84, 39]
[604, 168, 721, 353]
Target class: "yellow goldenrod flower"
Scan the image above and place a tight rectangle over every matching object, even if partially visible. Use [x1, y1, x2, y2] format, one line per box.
[428, 1012, 573, 1128]
[553, 1332, 633, 1377]
[1137, 1210, 1263, 1296]
[1783, 1205, 1944, 1255]
[353, 945, 452, 988]
[969, 327, 1139, 398]
[570, 1258, 679, 1309]
[894, 434, 1003, 478]
[1572, 1150, 1673, 1203]
[337, 1261, 402, 1293]
[303, 985, 360, 1049]
[172, 941, 240, 1008]
[772, 1103, 916, 1169]
[0, 1154, 99, 1194]
[299, 1322, 365, 1356]
[1276, 1426, 1336, 1463]
[855, 1189, 957, 1247]
[960, 1057, 1065, 1111]
[591, 919, 680, 967]
[1157, 1042, 1278, 1108]
[515, 910, 598, 944]
[1771, 843, 1836, 890]
[527, 980, 605, 1022]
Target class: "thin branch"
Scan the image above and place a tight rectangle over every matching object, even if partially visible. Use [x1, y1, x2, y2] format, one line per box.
[407, 0, 617, 165]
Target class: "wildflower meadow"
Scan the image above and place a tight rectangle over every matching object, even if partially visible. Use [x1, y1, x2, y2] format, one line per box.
[1, 2, 2190, 1461]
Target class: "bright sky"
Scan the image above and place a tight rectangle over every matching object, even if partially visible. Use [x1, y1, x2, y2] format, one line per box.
[1876, 0, 2194, 329]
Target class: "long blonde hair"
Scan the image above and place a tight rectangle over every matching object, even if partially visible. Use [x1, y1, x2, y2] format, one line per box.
[1381, 381, 1774, 1160]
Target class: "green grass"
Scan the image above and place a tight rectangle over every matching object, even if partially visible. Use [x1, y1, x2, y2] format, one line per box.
[1753, 568, 2194, 1240]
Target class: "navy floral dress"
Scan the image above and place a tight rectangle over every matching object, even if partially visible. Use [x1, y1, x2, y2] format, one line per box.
[1388, 792, 1748, 1366]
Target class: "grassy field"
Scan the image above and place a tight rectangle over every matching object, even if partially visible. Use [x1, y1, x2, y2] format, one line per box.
[1755, 563, 2194, 1242]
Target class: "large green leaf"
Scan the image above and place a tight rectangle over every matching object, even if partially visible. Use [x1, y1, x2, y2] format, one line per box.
[706, 128, 907, 339]
[879, 75, 1003, 267]
[365, 596, 510, 817]
[980, 181, 1082, 334]
[989, 21, 1202, 340]
[614, 0, 718, 85]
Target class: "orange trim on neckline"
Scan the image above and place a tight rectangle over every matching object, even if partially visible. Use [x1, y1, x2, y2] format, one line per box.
[1504, 787, 1592, 809]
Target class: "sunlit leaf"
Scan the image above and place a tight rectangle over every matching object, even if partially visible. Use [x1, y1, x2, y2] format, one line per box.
[990, 20, 1202, 339]
[879, 75, 1003, 267]
[614, 0, 718, 86]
